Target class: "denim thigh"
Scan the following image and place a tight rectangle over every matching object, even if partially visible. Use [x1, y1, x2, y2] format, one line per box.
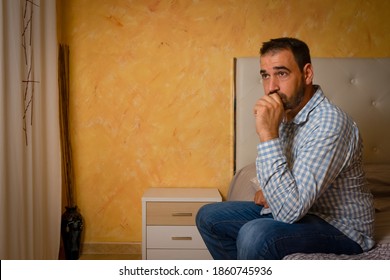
[236, 214, 363, 259]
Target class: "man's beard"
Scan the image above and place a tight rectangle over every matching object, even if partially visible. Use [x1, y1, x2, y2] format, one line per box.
[272, 81, 305, 111]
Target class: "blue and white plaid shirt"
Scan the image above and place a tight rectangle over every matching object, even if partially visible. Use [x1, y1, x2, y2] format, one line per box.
[256, 86, 375, 251]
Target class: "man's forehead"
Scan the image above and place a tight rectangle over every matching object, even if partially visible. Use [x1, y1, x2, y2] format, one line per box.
[260, 50, 296, 70]
[260, 66, 290, 73]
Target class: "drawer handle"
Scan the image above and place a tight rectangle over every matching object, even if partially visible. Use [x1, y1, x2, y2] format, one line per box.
[171, 237, 192, 241]
[172, 212, 193, 217]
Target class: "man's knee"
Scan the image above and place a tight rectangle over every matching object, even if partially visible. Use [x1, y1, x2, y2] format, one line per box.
[236, 219, 278, 259]
[195, 203, 209, 228]
[196, 202, 220, 229]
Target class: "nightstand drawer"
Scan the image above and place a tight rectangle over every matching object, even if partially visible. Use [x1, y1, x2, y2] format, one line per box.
[147, 226, 207, 249]
[147, 249, 212, 260]
[146, 202, 208, 225]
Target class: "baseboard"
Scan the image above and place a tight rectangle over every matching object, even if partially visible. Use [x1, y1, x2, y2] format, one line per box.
[81, 242, 141, 255]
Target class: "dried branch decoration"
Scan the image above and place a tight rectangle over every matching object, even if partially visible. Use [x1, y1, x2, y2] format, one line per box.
[22, 0, 40, 146]
[58, 44, 75, 208]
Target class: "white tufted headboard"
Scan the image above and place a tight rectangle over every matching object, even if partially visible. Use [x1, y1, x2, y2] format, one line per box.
[234, 57, 390, 172]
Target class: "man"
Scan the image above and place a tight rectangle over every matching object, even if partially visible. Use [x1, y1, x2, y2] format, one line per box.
[196, 37, 375, 259]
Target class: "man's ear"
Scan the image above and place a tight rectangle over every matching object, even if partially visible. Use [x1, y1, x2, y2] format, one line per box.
[303, 63, 314, 85]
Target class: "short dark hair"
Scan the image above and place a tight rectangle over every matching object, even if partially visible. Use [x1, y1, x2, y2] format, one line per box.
[260, 37, 311, 71]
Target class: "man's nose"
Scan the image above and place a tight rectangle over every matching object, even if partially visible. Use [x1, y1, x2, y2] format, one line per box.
[267, 76, 280, 95]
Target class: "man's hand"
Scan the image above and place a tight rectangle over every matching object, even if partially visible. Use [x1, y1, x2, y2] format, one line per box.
[253, 93, 285, 142]
[254, 189, 269, 208]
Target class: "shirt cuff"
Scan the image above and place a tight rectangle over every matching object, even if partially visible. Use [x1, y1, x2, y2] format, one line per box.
[260, 207, 272, 215]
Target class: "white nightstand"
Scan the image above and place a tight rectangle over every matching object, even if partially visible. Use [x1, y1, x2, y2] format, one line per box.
[142, 187, 222, 260]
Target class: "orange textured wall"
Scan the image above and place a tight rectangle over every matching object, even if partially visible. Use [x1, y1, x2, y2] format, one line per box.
[59, 0, 390, 243]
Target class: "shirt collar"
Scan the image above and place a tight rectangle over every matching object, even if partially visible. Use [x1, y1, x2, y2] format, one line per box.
[291, 85, 324, 125]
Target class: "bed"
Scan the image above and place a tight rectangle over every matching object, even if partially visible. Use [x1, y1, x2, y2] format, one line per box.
[229, 57, 390, 259]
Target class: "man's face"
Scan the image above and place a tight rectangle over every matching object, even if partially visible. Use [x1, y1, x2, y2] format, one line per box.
[260, 49, 307, 113]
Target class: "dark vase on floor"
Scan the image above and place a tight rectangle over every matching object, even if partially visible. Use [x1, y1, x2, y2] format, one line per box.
[61, 206, 84, 260]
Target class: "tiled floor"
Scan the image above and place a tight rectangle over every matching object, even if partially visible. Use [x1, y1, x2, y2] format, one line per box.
[59, 241, 142, 260]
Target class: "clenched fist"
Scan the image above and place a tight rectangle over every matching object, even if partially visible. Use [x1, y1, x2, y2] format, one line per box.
[253, 93, 285, 142]
[254, 189, 269, 208]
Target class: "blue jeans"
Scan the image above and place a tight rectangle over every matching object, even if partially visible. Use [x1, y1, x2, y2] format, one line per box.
[196, 201, 363, 260]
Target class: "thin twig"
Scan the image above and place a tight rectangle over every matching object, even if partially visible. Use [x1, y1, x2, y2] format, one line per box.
[22, 0, 39, 146]
[59, 44, 75, 208]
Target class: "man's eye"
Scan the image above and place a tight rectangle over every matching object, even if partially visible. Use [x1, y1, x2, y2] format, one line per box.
[261, 73, 270, 80]
[277, 71, 289, 78]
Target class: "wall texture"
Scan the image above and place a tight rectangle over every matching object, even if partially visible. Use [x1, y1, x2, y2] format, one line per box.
[59, 0, 390, 243]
